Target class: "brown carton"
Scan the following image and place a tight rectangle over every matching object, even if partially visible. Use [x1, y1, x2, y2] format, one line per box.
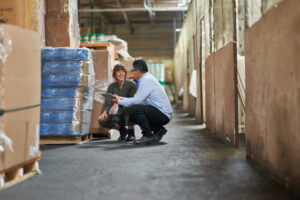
[45, 0, 80, 48]
[0, 25, 41, 172]
[45, 0, 77, 18]
[45, 16, 78, 47]
[0, 0, 40, 32]
[90, 50, 112, 134]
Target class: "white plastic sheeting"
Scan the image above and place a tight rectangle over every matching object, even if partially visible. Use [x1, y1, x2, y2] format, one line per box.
[237, 55, 245, 109]
[246, 0, 283, 28]
[0, 130, 13, 154]
[189, 70, 197, 98]
[0, 27, 13, 154]
[0, 27, 12, 63]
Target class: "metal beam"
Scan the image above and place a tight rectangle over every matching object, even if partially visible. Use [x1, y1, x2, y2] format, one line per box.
[144, 0, 155, 22]
[78, 7, 188, 13]
[116, 0, 135, 34]
[79, 18, 176, 24]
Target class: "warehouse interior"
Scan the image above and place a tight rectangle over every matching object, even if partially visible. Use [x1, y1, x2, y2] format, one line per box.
[0, 0, 299, 199]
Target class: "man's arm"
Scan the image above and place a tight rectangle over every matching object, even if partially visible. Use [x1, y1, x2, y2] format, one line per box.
[118, 79, 154, 107]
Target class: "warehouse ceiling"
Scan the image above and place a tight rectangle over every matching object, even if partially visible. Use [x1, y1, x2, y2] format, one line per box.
[78, 0, 190, 58]
[79, 0, 189, 29]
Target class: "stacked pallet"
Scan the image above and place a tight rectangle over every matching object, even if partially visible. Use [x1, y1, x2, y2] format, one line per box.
[0, 25, 41, 190]
[40, 47, 95, 144]
[90, 50, 113, 138]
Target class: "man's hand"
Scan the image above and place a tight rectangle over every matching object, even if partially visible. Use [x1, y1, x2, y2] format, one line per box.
[109, 103, 118, 114]
[98, 111, 107, 122]
[111, 94, 123, 103]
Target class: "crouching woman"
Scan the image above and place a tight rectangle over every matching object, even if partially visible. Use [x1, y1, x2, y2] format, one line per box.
[98, 64, 137, 142]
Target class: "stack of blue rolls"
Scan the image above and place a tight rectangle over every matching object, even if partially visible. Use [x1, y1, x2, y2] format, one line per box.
[40, 47, 95, 137]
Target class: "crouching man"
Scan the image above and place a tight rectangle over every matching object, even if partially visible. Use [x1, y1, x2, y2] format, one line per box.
[111, 59, 173, 145]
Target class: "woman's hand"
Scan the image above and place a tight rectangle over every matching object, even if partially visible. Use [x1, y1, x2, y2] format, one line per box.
[98, 111, 107, 122]
[109, 104, 119, 114]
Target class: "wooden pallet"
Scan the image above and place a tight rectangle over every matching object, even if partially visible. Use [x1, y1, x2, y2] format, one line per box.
[0, 159, 40, 191]
[92, 129, 113, 140]
[40, 133, 93, 145]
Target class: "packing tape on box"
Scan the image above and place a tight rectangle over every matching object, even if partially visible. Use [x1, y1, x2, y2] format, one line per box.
[94, 81, 109, 104]
[0, 27, 12, 63]
[0, 130, 13, 153]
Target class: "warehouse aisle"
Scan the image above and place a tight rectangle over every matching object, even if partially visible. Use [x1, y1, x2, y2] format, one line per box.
[0, 109, 293, 200]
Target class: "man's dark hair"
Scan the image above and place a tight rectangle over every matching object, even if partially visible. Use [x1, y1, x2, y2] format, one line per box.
[133, 59, 148, 73]
[113, 64, 127, 79]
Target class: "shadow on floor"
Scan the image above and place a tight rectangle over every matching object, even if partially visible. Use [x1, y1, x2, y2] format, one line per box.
[40, 144, 76, 151]
[77, 140, 167, 151]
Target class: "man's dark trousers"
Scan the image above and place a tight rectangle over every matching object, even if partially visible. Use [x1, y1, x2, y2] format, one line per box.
[128, 105, 170, 137]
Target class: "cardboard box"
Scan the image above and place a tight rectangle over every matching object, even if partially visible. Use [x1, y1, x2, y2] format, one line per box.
[107, 43, 115, 67]
[0, 25, 41, 172]
[80, 26, 91, 35]
[45, 0, 79, 47]
[90, 102, 109, 134]
[45, 16, 79, 47]
[120, 58, 135, 80]
[90, 50, 112, 133]
[0, 0, 40, 32]
[45, 0, 77, 18]
[45, 0, 80, 48]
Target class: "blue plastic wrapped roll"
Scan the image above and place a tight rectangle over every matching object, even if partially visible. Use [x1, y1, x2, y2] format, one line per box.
[42, 47, 90, 61]
[42, 60, 82, 73]
[41, 87, 77, 98]
[41, 97, 76, 110]
[42, 73, 80, 87]
[40, 123, 82, 136]
[40, 47, 95, 137]
[40, 110, 73, 123]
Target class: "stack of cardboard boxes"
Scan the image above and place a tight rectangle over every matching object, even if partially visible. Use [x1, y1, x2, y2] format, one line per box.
[0, 0, 45, 46]
[0, 25, 41, 186]
[0, 0, 46, 188]
[90, 42, 116, 136]
[45, 0, 80, 47]
[0, 0, 80, 48]
[90, 50, 112, 136]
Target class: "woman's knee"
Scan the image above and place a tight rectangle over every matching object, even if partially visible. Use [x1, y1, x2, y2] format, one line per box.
[99, 121, 114, 129]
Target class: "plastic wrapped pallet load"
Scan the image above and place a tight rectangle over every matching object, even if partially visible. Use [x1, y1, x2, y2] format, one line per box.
[0, 24, 41, 189]
[40, 47, 95, 144]
[90, 50, 112, 137]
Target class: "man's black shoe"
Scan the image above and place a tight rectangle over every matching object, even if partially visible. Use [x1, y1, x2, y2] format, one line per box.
[125, 130, 135, 142]
[118, 126, 127, 142]
[134, 135, 155, 145]
[154, 127, 167, 142]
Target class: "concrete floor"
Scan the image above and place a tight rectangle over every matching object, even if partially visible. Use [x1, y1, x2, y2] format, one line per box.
[0, 109, 296, 200]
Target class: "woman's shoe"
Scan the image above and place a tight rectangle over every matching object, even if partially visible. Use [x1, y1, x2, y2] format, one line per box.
[125, 129, 135, 142]
[117, 126, 127, 142]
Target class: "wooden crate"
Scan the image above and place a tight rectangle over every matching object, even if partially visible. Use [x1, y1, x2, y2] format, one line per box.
[40, 133, 93, 145]
[0, 158, 40, 191]
[92, 129, 113, 139]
